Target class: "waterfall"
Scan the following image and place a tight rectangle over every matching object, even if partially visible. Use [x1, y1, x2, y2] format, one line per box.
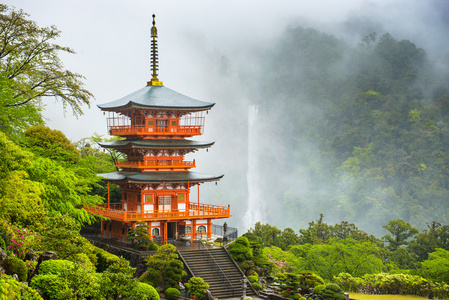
[244, 104, 264, 230]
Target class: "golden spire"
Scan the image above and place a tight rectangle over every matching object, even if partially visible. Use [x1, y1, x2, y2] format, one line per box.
[147, 14, 163, 86]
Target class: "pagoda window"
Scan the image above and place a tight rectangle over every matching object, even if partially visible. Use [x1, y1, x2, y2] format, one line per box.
[158, 195, 171, 210]
[124, 193, 127, 200]
[152, 228, 160, 236]
[198, 225, 206, 233]
[145, 194, 153, 203]
[178, 194, 185, 201]
[137, 194, 141, 203]
[157, 119, 168, 132]
[186, 226, 191, 234]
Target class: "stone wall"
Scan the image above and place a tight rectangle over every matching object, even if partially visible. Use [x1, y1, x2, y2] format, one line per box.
[87, 239, 154, 277]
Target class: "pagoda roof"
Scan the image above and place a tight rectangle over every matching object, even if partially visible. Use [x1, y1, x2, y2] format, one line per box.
[98, 139, 214, 150]
[98, 171, 223, 183]
[98, 85, 214, 111]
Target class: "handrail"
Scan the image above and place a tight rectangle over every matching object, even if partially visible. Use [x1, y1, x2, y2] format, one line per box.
[199, 242, 235, 298]
[176, 250, 195, 278]
[223, 245, 259, 296]
[84, 204, 231, 222]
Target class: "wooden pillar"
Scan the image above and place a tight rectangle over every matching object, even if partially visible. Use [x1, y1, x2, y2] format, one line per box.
[164, 221, 168, 244]
[187, 182, 190, 214]
[192, 220, 197, 242]
[207, 219, 212, 239]
[100, 220, 103, 240]
[107, 181, 110, 209]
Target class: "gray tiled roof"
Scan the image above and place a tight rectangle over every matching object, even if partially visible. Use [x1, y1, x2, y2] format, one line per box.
[98, 139, 214, 149]
[98, 85, 214, 111]
[98, 171, 223, 183]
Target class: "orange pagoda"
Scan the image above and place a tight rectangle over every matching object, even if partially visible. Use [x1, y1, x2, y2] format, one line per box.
[85, 15, 230, 243]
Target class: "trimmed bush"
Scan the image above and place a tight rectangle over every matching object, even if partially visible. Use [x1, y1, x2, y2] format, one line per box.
[165, 287, 181, 299]
[30, 274, 71, 300]
[185, 277, 209, 299]
[38, 259, 74, 276]
[252, 282, 262, 290]
[93, 246, 120, 272]
[149, 243, 159, 251]
[0, 274, 43, 300]
[313, 284, 326, 294]
[4, 255, 27, 282]
[316, 283, 345, 300]
[132, 282, 160, 300]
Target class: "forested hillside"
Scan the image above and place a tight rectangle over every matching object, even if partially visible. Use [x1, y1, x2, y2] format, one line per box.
[249, 27, 449, 235]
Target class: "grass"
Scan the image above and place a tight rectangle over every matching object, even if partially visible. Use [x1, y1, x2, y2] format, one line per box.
[348, 293, 428, 300]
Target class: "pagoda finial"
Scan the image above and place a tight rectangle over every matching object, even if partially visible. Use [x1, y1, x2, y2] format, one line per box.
[148, 14, 163, 86]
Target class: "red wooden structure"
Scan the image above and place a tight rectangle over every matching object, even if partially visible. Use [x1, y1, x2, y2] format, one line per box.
[84, 15, 229, 243]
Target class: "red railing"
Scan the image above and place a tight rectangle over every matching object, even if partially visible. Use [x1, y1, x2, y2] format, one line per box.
[109, 125, 202, 136]
[85, 202, 231, 222]
[116, 159, 195, 170]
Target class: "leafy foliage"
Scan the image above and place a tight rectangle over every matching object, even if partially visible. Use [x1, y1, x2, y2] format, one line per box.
[4, 255, 28, 282]
[0, 5, 92, 121]
[228, 236, 253, 261]
[140, 244, 185, 290]
[0, 273, 43, 299]
[185, 277, 209, 300]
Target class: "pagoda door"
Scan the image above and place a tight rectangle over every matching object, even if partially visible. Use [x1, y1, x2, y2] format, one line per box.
[157, 119, 168, 132]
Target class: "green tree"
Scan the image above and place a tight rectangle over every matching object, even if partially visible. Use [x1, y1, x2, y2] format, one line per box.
[185, 277, 209, 300]
[421, 248, 449, 283]
[277, 228, 300, 251]
[228, 236, 253, 262]
[249, 222, 281, 246]
[140, 244, 185, 290]
[298, 214, 331, 245]
[0, 131, 47, 229]
[382, 219, 419, 251]
[0, 5, 92, 122]
[127, 221, 154, 249]
[99, 257, 138, 300]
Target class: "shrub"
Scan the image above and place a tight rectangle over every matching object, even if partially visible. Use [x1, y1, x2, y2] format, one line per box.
[93, 246, 120, 272]
[4, 255, 28, 282]
[0, 235, 6, 250]
[316, 283, 345, 300]
[149, 243, 159, 251]
[248, 271, 260, 283]
[228, 236, 253, 261]
[38, 259, 74, 275]
[30, 274, 71, 300]
[185, 277, 209, 299]
[313, 284, 326, 294]
[132, 282, 160, 300]
[297, 272, 324, 290]
[165, 287, 181, 299]
[0, 273, 43, 300]
[252, 282, 262, 290]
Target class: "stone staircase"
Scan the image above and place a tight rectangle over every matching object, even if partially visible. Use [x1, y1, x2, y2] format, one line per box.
[179, 247, 258, 299]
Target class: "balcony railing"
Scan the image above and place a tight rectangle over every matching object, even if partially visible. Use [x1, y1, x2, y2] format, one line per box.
[85, 202, 231, 222]
[109, 125, 203, 137]
[116, 159, 195, 170]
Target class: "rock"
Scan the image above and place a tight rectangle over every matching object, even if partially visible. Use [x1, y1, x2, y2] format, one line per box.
[25, 250, 39, 262]
[32, 251, 58, 279]
[0, 247, 7, 267]
[38, 251, 58, 264]
[13, 274, 19, 281]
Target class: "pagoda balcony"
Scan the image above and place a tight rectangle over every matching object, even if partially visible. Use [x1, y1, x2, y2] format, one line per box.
[109, 125, 203, 137]
[116, 158, 195, 171]
[85, 202, 231, 222]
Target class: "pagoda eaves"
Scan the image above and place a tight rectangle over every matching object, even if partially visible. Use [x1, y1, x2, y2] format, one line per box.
[98, 85, 214, 112]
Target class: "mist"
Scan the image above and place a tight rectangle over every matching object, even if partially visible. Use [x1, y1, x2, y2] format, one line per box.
[5, 0, 449, 236]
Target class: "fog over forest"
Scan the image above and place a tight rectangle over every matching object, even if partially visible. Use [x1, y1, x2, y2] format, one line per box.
[5, 0, 449, 237]
[192, 0, 449, 236]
